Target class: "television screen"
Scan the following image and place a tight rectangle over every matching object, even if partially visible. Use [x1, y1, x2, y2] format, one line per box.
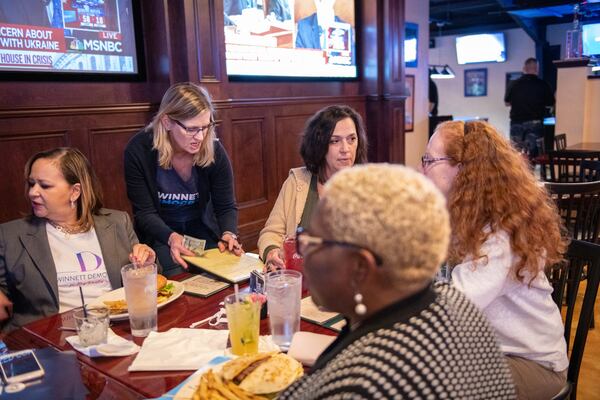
[583, 23, 600, 56]
[404, 22, 417, 68]
[0, 0, 140, 75]
[223, 0, 357, 79]
[455, 33, 506, 65]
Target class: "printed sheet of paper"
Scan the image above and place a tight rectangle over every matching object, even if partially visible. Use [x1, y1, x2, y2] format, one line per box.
[183, 249, 263, 283]
[301, 296, 345, 332]
[181, 274, 230, 298]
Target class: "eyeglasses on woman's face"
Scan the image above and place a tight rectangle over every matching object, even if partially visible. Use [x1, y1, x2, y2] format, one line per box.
[421, 155, 452, 170]
[171, 118, 216, 137]
[295, 227, 383, 266]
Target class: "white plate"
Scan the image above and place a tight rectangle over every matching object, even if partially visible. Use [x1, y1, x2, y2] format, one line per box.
[173, 357, 229, 400]
[90, 281, 184, 321]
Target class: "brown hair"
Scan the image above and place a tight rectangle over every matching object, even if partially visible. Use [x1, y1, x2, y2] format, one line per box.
[437, 120, 567, 282]
[300, 105, 369, 183]
[25, 147, 103, 232]
[150, 82, 216, 168]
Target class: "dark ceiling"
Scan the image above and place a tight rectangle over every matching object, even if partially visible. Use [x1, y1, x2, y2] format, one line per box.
[429, 0, 600, 38]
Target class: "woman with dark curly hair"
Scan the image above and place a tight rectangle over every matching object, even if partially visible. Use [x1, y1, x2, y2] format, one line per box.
[421, 120, 568, 399]
[258, 105, 368, 271]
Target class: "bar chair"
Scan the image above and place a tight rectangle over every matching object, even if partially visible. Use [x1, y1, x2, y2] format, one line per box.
[548, 240, 600, 400]
[540, 151, 600, 183]
[555, 133, 567, 150]
[579, 160, 600, 182]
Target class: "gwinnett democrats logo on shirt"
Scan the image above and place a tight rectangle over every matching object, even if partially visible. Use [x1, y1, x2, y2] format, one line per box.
[46, 224, 112, 313]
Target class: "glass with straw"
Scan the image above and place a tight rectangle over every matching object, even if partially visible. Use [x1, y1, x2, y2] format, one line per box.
[224, 284, 262, 356]
[73, 286, 109, 346]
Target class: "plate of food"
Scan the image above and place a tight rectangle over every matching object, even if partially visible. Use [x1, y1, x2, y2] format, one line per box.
[174, 352, 303, 400]
[91, 274, 184, 321]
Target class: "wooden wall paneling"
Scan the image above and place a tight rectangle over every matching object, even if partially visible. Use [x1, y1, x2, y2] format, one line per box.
[189, 0, 224, 84]
[0, 131, 68, 222]
[274, 113, 310, 185]
[89, 124, 145, 214]
[163, 0, 189, 84]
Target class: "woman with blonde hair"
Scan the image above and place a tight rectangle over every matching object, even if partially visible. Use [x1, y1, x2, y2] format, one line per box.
[279, 164, 515, 399]
[124, 82, 241, 276]
[422, 120, 568, 399]
[0, 147, 155, 332]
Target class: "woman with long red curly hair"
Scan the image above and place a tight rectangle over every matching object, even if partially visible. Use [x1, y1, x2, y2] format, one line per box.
[421, 120, 568, 400]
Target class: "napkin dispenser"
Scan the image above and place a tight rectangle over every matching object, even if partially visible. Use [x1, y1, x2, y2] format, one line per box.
[249, 270, 268, 319]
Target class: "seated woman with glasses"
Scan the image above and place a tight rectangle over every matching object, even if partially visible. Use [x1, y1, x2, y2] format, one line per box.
[0, 147, 155, 332]
[279, 164, 515, 399]
[421, 120, 568, 400]
[124, 82, 241, 277]
[258, 105, 368, 271]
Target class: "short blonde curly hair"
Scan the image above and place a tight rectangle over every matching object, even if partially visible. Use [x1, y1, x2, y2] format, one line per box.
[319, 164, 450, 288]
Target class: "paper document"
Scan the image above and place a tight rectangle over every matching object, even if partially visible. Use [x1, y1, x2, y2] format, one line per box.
[183, 249, 263, 283]
[181, 274, 230, 297]
[301, 296, 346, 332]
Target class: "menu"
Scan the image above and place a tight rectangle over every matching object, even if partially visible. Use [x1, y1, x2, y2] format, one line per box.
[181, 274, 230, 298]
[182, 249, 263, 283]
[300, 296, 346, 332]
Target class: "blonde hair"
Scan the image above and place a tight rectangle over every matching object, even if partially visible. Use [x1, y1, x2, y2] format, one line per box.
[150, 82, 216, 168]
[25, 147, 103, 232]
[437, 120, 568, 282]
[319, 164, 450, 289]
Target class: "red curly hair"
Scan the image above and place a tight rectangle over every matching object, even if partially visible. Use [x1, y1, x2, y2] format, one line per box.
[437, 120, 567, 282]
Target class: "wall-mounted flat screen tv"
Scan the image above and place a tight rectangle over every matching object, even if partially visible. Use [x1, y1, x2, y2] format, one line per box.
[404, 22, 418, 68]
[0, 0, 140, 75]
[583, 23, 600, 56]
[455, 33, 506, 65]
[223, 0, 357, 79]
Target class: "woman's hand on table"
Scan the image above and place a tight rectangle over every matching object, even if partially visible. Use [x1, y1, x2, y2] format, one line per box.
[218, 232, 244, 256]
[264, 248, 285, 272]
[0, 291, 13, 322]
[129, 244, 156, 266]
[168, 232, 195, 269]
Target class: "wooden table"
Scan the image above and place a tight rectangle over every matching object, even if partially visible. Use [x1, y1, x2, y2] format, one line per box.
[567, 142, 600, 152]
[3, 275, 336, 399]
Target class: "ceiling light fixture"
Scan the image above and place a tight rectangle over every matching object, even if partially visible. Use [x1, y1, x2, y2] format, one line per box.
[429, 64, 456, 79]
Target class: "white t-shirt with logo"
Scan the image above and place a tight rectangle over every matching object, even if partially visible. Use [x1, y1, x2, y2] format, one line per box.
[46, 223, 113, 313]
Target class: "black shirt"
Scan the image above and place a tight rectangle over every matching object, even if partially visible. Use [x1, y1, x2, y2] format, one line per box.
[504, 74, 554, 123]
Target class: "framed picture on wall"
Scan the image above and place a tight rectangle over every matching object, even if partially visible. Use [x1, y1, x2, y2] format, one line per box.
[405, 75, 415, 132]
[464, 68, 487, 97]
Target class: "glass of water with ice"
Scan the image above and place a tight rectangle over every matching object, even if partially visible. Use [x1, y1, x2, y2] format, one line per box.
[73, 307, 109, 347]
[121, 263, 158, 337]
[266, 270, 302, 351]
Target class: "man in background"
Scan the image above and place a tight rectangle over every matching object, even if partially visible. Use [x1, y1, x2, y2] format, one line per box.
[504, 57, 554, 158]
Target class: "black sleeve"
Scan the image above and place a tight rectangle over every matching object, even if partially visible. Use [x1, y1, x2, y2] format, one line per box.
[504, 82, 513, 103]
[124, 134, 174, 245]
[429, 78, 438, 104]
[208, 141, 238, 235]
[544, 82, 555, 107]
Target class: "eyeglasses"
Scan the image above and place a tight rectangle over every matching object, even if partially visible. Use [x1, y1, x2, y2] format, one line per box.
[171, 118, 216, 137]
[421, 155, 452, 169]
[295, 226, 383, 266]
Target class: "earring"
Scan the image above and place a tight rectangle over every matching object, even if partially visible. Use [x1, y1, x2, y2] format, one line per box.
[354, 292, 367, 316]
[70, 200, 75, 209]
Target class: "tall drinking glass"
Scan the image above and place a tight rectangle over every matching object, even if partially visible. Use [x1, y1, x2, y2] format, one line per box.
[224, 293, 261, 356]
[121, 263, 157, 337]
[266, 270, 302, 351]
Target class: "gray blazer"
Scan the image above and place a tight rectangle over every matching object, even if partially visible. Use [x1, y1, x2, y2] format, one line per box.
[0, 209, 138, 332]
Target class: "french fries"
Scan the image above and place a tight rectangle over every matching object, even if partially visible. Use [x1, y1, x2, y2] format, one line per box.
[193, 370, 267, 400]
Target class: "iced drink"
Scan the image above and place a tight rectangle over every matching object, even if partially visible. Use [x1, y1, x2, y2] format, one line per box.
[224, 293, 261, 356]
[74, 307, 109, 347]
[121, 263, 157, 337]
[266, 270, 302, 351]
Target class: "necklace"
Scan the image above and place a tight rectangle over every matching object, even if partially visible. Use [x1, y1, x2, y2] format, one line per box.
[48, 220, 83, 235]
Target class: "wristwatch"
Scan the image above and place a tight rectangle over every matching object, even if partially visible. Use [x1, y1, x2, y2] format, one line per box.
[222, 231, 238, 241]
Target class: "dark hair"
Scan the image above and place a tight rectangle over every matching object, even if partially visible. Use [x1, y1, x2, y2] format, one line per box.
[300, 105, 368, 183]
[25, 147, 104, 231]
[524, 57, 537, 65]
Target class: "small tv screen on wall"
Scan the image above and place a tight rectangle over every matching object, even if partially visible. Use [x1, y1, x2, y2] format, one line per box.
[223, 0, 357, 79]
[455, 32, 506, 65]
[0, 0, 141, 76]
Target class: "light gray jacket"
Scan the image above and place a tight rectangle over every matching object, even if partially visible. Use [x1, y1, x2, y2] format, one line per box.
[0, 209, 138, 332]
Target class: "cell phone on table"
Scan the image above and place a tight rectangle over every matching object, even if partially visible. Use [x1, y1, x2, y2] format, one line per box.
[0, 349, 45, 384]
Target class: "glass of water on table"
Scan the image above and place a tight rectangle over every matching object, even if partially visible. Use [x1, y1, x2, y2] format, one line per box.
[121, 263, 158, 337]
[266, 270, 302, 351]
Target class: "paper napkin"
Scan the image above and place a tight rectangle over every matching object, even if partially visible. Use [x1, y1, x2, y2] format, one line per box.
[66, 329, 140, 357]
